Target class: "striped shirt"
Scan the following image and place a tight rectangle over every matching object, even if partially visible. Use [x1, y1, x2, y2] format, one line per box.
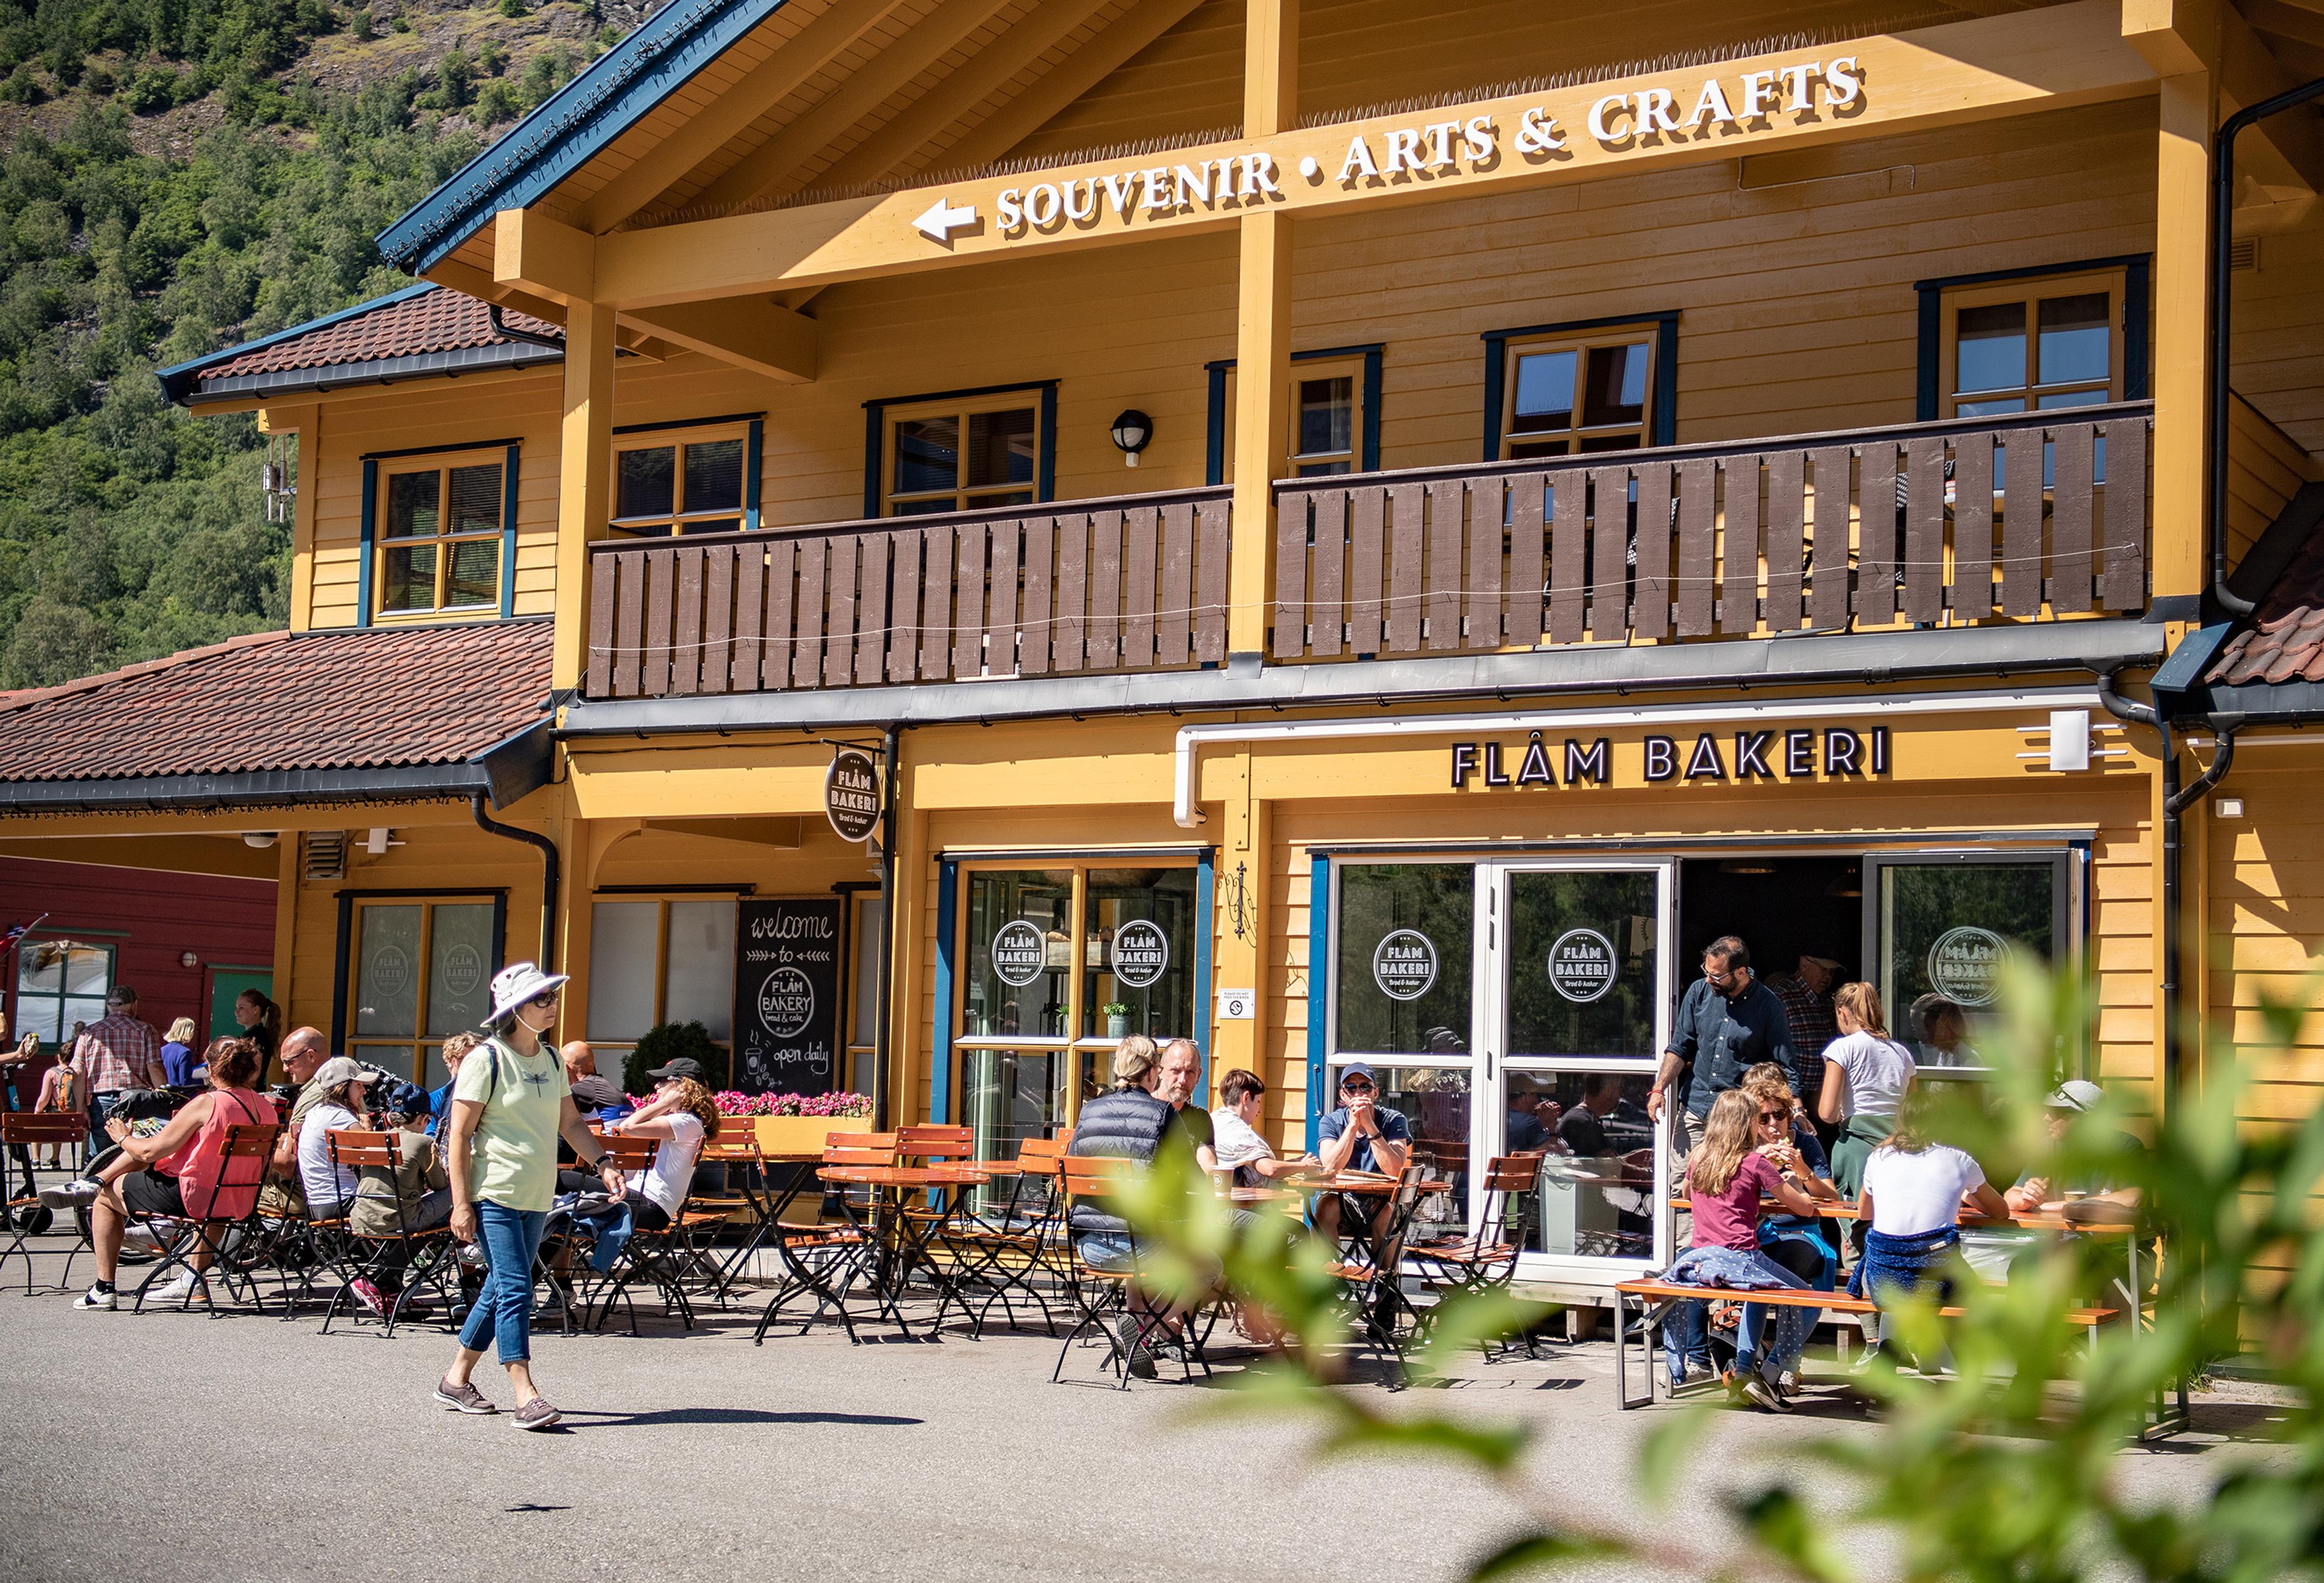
[71, 1013, 160, 1094]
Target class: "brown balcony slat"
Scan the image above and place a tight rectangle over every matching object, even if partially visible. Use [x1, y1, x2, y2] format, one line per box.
[793, 536, 827, 690]
[855, 531, 889, 686]
[1508, 473, 1546, 647]
[989, 518, 1022, 677]
[1589, 466, 1626, 642]
[1765, 451, 1804, 632]
[1810, 446, 1851, 631]
[1549, 470, 1585, 645]
[2000, 427, 2044, 617]
[1056, 512, 1088, 674]
[1274, 489, 1309, 660]
[703, 544, 735, 694]
[2101, 417, 2147, 610]
[917, 525, 951, 682]
[1089, 508, 1123, 671]
[1722, 456, 1761, 635]
[761, 537, 795, 691]
[672, 544, 705, 696]
[1953, 433, 1994, 618]
[587, 547, 618, 698]
[1124, 503, 1158, 671]
[824, 533, 857, 689]
[730, 541, 766, 694]
[1348, 484, 1384, 654]
[611, 545, 643, 697]
[951, 521, 987, 680]
[2051, 424, 2094, 613]
[1020, 515, 1053, 675]
[1903, 437, 1945, 624]
[1858, 443, 1898, 627]
[1158, 499, 1194, 665]
[1426, 478, 1463, 652]
[886, 528, 921, 683]
[1634, 461, 1672, 642]
[1674, 458, 1714, 636]
[643, 545, 675, 696]
[1387, 481, 1424, 653]
[1193, 496, 1229, 663]
[1465, 476, 1502, 652]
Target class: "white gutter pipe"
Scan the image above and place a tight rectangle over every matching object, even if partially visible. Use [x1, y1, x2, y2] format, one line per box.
[1172, 685, 2104, 827]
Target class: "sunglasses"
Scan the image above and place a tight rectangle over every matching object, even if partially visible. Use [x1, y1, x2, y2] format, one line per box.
[1341, 1081, 1376, 1094]
[1756, 1108, 1789, 1124]
[525, 991, 561, 1009]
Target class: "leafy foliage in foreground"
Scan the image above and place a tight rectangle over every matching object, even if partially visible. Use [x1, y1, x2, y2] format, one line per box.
[1114, 964, 2324, 1582]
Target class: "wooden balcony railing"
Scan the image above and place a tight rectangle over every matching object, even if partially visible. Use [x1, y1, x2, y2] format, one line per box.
[585, 485, 1230, 700]
[1270, 404, 2152, 660]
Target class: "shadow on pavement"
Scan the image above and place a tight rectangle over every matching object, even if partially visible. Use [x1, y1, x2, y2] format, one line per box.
[554, 1407, 924, 1430]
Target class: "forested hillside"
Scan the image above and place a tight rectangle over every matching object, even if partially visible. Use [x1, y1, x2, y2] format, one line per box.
[0, 0, 645, 688]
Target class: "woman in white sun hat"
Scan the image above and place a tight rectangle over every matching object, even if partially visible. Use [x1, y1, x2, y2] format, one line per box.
[433, 963, 625, 1431]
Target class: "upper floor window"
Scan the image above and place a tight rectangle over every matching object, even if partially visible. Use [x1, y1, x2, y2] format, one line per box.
[1941, 268, 2125, 419]
[887, 395, 1040, 516]
[1205, 346, 1381, 485]
[1503, 330, 1655, 459]
[377, 455, 503, 616]
[1292, 367, 1359, 477]
[611, 423, 752, 537]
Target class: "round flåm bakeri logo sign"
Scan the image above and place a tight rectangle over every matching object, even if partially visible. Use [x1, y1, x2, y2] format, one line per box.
[1547, 928, 1617, 1003]
[991, 920, 1048, 988]
[1110, 920, 1169, 989]
[758, 966, 815, 1040]
[1927, 926, 2012, 1008]
[1373, 929, 1437, 1001]
[824, 747, 882, 843]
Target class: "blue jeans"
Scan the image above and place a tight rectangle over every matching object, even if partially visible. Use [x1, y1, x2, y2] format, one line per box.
[456, 1200, 550, 1365]
[1077, 1231, 1143, 1273]
[1662, 1245, 1820, 1384]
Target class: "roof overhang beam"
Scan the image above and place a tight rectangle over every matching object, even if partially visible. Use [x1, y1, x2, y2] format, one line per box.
[2125, 0, 2320, 197]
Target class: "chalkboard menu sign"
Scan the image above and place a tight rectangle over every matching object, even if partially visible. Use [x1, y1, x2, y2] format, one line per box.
[734, 897, 844, 1096]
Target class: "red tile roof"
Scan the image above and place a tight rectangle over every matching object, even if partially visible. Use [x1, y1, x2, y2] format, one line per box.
[0, 622, 553, 785]
[2206, 499, 2324, 687]
[200, 288, 560, 382]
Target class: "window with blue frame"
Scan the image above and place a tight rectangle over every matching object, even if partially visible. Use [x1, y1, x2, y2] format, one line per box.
[375, 455, 504, 616]
[609, 420, 757, 537]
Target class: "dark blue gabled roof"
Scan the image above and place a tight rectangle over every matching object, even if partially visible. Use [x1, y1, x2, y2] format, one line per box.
[375, 0, 791, 276]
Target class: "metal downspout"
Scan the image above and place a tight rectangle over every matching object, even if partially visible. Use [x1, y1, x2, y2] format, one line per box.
[471, 793, 561, 970]
[2209, 76, 2324, 617]
[487, 303, 565, 354]
[873, 723, 901, 1132]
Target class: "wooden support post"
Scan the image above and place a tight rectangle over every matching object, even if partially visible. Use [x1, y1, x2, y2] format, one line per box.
[551, 793, 592, 1047]
[1209, 749, 1272, 1083]
[554, 302, 618, 691]
[2152, 68, 2215, 606]
[1226, 0, 1299, 661]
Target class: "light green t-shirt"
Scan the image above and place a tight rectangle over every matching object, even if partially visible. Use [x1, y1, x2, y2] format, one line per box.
[452, 1035, 570, 1213]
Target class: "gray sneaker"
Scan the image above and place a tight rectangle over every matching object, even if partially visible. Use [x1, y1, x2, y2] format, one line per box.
[1112, 1314, 1158, 1380]
[39, 1179, 100, 1209]
[432, 1377, 497, 1415]
[512, 1397, 562, 1431]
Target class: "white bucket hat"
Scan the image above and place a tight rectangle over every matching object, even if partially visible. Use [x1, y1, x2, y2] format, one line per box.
[485, 961, 569, 1025]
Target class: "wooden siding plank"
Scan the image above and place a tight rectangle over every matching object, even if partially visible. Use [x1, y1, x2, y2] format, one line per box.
[762, 539, 795, 691]
[1386, 482, 1424, 653]
[2101, 418, 2148, 611]
[1953, 432, 1995, 618]
[1426, 478, 1464, 651]
[1764, 450, 1805, 632]
[987, 519, 1021, 677]
[1674, 458, 1714, 636]
[2000, 427, 2044, 617]
[1508, 472, 1545, 647]
[730, 541, 766, 694]
[1021, 513, 1054, 676]
[1194, 498, 1228, 663]
[792, 536, 826, 690]
[918, 525, 953, 682]
[951, 522, 987, 680]
[1349, 485, 1385, 655]
[1157, 501, 1193, 666]
[1089, 508, 1123, 670]
[1549, 467, 1586, 645]
[1056, 512, 1089, 674]
[1275, 489, 1310, 659]
[1465, 476, 1502, 651]
[1903, 437, 1946, 624]
[886, 528, 921, 683]
[2051, 423, 2095, 613]
[1810, 445, 1851, 631]
[855, 532, 889, 685]
[823, 533, 858, 688]
[586, 551, 617, 698]
[1721, 456, 1761, 634]
[1589, 466, 1628, 641]
[703, 544, 735, 694]
[1857, 443, 1899, 626]
[1124, 504, 1158, 670]
[643, 545, 675, 697]
[1633, 461, 1672, 642]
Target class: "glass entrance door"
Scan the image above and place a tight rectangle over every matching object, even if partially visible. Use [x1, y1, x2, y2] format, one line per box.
[1482, 861, 1675, 1278]
[1864, 852, 2074, 1077]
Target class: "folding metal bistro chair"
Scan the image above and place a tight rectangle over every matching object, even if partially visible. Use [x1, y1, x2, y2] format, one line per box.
[126, 1122, 281, 1317]
[318, 1129, 457, 1336]
[1051, 1155, 1210, 1388]
[0, 1114, 90, 1294]
[960, 1134, 1069, 1337]
[1409, 1153, 1539, 1358]
[752, 1132, 893, 1344]
[1322, 1165, 1428, 1387]
[689, 1127, 765, 1308]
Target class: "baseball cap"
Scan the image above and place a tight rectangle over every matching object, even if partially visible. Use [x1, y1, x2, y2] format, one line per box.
[312, 1056, 373, 1091]
[107, 984, 139, 1007]
[645, 1058, 706, 1083]
[2046, 1079, 2106, 1113]
[1800, 955, 1844, 974]
[1338, 1061, 1378, 1088]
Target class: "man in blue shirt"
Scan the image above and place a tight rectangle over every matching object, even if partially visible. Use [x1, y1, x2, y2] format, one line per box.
[1647, 935, 1794, 1160]
[1313, 1062, 1413, 1246]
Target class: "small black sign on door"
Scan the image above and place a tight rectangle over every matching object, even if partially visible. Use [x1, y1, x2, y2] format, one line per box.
[734, 897, 844, 1096]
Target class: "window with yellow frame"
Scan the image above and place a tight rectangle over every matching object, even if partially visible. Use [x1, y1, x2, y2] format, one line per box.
[1207, 346, 1380, 484]
[344, 896, 501, 1086]
[1939, 266, 2126, 420]
[375, 453, 505, 617]
[885, 392, 1042, 516]
[953, 861, 1203, 1169]
[610, 420, 755, 538]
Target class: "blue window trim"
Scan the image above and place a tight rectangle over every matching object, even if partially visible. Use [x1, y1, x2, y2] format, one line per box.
[1912, 253, 2151, 421]
[930, 859, 958, 1124]
[1481, 311, 1679, 461]
[358, 438, 524, 628]
[610, 412, 767, 530]
[1204, 344, 1384, 487]
[499, 444, 520, 618]
[1306, 852, 1331, 1154]
[862, 380, 1059, 519]
[357, 459, 378, 629]
[1192, 851, 1216, 1092]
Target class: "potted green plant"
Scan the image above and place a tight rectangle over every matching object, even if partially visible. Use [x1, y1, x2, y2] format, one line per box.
[623, 1021, 729, 1096]
[1101, 1001, 1131, 1038]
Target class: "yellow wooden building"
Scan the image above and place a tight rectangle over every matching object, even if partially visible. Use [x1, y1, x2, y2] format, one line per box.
[6, 0, 2324, 1300]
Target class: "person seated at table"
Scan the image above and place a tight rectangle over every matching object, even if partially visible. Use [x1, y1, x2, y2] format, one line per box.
[1740, 1064, 1842, 1290]
[597, 1058, 721, 1233]
[69, 1038, 272, 1311]
[157, 1018, 202, 1087]
[1209, 1068, 1318, 1186]
[1960, 1079, 2146, 1285]
[1660, 1088, 1825, 1411]
[427, 1032, 480, 1139]
[1065, 1036, 1192, 1377]
[297, 1058, 376, 1225]
[1850, 1085, 2011, 1369]
[1311, 1062, 1413, 1247]
[347, 1082, 453, 1317]
[1154, 1039, 1216, 1171]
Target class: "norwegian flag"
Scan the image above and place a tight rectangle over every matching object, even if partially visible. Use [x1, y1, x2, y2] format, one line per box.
[0, 913, 47, 955]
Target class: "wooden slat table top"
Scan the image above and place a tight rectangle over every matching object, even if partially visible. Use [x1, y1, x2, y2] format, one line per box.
[1670, 1196, 2136, 1232]
[819, 1165, 985, 1187]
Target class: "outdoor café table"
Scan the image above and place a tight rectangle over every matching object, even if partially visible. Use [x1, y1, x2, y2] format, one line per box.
[1293, 1170, 1454, 1271]
[817, 1163, 986, 1338]
[749, 1151, 875, 1340]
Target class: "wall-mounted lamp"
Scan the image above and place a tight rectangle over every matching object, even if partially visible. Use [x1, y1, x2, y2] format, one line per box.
[242, 832, 278, 849]
[179, 950, 199, 968]
[1109, 409, 1153, 467]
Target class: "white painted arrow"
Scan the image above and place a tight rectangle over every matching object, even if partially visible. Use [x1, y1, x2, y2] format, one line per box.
[911, 196, 977, 244]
